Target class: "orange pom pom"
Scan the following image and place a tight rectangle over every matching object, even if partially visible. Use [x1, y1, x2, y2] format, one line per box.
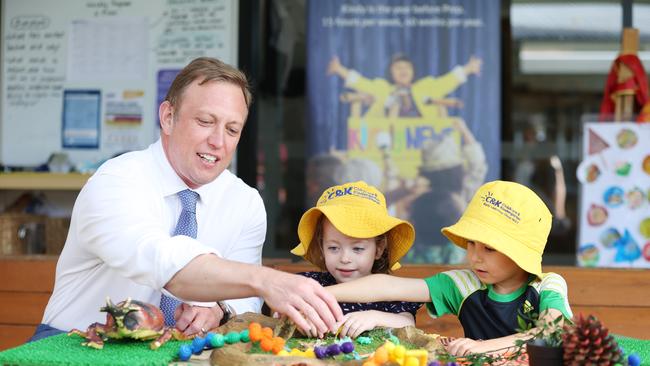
[374, 346, 389, 364]
[271, 337, 285, 354]
[249, 328, 262, 342]
[260, 337, 274, 352]
[248, 322, 262, 334]
[262, 327, 273, 339]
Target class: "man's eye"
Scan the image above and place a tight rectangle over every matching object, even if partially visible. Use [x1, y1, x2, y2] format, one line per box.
[227, 127, 240, 135]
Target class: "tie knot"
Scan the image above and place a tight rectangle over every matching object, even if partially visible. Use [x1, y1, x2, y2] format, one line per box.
[177, 189, 199, 213]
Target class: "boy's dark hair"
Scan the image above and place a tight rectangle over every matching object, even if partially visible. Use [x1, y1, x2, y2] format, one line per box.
[306, 216, 392, 274]
[387, 53, 414, 82]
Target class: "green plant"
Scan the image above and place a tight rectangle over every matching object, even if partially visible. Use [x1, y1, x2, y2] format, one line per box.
[514, 312, 565, 348]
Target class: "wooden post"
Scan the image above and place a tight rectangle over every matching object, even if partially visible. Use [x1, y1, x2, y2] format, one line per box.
[615, 28, 639, 121]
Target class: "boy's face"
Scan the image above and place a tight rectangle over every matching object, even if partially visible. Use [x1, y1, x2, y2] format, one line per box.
[321, 218, 385, 284]
[390, 60, 414, 87]
[466, 240, 529, 294]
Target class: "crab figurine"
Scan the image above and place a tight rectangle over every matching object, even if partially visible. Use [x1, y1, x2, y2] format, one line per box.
[68, 297, 191, 350]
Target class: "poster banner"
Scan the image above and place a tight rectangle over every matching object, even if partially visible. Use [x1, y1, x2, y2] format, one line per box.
[577, 122, 650, 268]
[306, 0, 501, 263]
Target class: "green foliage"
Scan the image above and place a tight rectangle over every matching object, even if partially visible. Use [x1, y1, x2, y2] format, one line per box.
[514, 312, 564, 348]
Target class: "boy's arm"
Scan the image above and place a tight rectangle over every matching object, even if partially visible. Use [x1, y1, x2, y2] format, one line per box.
[327, 56, 350, 79]
[327, 274, 431, 303]
[446, 309, 566, 356]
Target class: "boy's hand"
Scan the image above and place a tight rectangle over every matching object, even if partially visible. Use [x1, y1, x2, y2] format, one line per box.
[336, 311, 378, 339]
[463, 56, 482, 76]
[327, 56, 342, 75]
[445, 337, 482, 356]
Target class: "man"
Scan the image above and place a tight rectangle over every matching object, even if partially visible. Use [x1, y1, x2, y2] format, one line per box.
[32, 57, 341, 341]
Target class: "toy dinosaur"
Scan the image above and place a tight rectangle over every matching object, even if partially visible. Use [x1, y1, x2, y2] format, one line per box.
[68, 297, 191, 350]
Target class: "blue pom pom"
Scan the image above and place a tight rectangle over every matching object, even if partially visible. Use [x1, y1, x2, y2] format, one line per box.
[628, 353, 641, 366]
[191, 336, 206, 354]
[204, 333, 215, 349]
[178, 344, 192, 361]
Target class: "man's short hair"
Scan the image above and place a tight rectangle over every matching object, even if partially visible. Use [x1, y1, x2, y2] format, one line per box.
[165, 57, 252, 109]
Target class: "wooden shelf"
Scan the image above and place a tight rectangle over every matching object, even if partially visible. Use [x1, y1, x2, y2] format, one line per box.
[0, 172, 91, 190]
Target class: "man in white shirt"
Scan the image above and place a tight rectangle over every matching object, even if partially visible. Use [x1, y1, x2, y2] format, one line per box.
[32, 57, 342, 341]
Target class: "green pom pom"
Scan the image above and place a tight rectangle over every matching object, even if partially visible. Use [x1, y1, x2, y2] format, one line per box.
[239, 329, 250, 342]
[225, 331, 241, 344]
[356, 336, 371, 345]
[210, 333, 225, 348]
[389, 335, 400, 345]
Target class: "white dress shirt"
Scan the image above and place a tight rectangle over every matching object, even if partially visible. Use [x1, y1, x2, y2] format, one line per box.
[42, 139, 266, 331]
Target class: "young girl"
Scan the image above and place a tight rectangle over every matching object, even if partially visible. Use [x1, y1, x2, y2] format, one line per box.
[290, 181, 422, 338]
[327, 180, 573, 356]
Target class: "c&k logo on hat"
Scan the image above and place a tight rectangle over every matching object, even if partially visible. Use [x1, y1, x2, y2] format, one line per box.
[480, 191, 521, 224]
[319, 185, 381, 206]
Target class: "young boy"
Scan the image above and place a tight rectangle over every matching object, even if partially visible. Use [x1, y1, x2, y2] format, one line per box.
[327, 180, 573, 356]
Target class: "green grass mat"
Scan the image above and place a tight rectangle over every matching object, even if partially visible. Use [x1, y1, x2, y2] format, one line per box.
[614, 334, 650, 366]
[0, 332, 646, 366]
[0, 333, 191, 366]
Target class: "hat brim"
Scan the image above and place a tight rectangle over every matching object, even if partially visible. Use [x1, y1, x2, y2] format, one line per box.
[441, 216, 542, 278]
[291, 205, 414, 271]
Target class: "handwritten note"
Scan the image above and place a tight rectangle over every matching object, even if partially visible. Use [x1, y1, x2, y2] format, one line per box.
[3, 15, 65, 107]
[155, 0, 233, 65]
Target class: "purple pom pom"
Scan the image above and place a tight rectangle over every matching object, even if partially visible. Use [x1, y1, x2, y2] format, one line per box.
[427, 362, 441, 366]
[327, 343, 341, 356]
[340, 341, 354, 354]
[314, 345, 328, 359]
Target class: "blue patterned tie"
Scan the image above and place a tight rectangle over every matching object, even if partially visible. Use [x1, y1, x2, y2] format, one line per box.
[160, 189, 199, 326]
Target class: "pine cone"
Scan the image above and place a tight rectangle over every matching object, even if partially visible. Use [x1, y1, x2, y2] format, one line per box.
[562, 314, 625, 366]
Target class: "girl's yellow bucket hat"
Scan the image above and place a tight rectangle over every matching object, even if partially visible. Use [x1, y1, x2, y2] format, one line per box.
[291, 181, 414, 271]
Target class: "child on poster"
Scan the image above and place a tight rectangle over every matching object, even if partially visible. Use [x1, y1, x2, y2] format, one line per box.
[290, 181, 422, 338]
[327, 180, 573, 355]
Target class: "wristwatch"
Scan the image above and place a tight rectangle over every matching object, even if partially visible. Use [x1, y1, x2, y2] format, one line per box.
[217, 301, 233, 326]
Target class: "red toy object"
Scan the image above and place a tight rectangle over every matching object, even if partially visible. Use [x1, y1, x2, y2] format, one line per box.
[68, 297, 191, 350]
[599, 54, 650, 122]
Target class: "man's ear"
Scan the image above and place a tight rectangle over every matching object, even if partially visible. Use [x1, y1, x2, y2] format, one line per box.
[159, 100, 174, 135]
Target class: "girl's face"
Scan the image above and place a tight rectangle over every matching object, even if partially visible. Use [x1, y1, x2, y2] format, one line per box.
[466, 240, 529, 294]
[321, 218, 385, 284]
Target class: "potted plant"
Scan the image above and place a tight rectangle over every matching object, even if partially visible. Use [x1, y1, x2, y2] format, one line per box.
[515, 314, 564, 366]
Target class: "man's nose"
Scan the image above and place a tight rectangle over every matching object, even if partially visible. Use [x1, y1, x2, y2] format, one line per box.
[208, 127, 224, 148]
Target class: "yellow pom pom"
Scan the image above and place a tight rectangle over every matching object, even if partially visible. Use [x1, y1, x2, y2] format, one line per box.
[391, 345, 406, 362]
[404, 356, 420, 366]
[304, 349, 316, 358]
[277, 350, 290, 356]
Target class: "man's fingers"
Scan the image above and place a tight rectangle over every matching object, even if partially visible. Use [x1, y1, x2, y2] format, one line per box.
[307, 286, 343, 332]
[296, 299, 329, 335]
[283, 306, 311, 335]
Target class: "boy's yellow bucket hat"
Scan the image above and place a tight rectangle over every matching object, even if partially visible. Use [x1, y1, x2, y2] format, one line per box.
[291, 181, 414, 271]
[442, 180, 552, 278]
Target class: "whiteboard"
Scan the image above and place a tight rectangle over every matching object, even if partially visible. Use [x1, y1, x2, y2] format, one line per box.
[1, 0, 238, 167]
